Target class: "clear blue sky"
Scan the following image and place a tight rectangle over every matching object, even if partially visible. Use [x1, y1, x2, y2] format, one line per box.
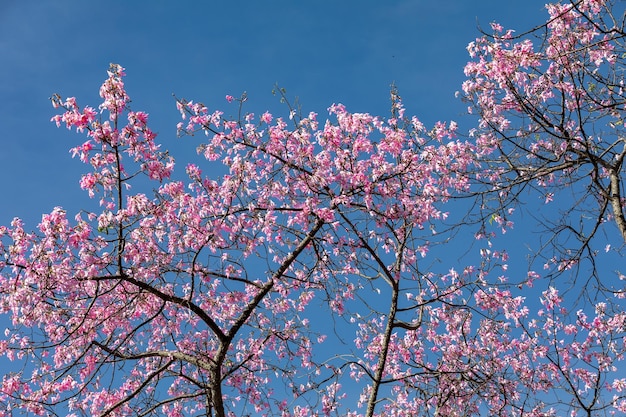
[1, 0, 548, 227]
[9, 1, 612, 413]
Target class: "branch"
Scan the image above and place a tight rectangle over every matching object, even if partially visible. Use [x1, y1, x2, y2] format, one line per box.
[226, 215, 326, 341]
[84, 274, 227, 342]
[92, 341, 215, 370]
[101, 358, 176, 417]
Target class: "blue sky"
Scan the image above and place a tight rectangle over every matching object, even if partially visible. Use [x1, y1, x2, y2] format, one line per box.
[0, 0, 548, 227]
[8, 1, 621, 414]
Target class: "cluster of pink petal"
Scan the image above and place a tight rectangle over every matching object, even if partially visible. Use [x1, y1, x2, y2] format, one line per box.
[1, 28, 624, 414]
[348, 283, 626, 416]
[462, 0, 621, 190]
[177, 96, 476, 236]
[1, 66, 481, 416]
[52, 64, 174, 207]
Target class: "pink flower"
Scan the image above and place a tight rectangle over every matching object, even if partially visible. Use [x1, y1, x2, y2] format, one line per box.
[261, 111, 273, 124]
[544, 192, 554, 204]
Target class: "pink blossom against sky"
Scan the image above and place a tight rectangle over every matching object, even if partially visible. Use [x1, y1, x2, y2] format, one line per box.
[8, 1, 623, 415]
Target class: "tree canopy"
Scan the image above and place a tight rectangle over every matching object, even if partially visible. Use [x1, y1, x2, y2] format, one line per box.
[1, 1, 625, 416]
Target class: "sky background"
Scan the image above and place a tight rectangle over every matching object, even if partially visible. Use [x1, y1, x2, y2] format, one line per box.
[0, 0, 549, 227]
[6, 1, 622, 414]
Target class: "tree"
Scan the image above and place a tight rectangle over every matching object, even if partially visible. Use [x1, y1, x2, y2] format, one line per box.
[1, 64, 490, 416]
[459, 0, 626, 414]
[462, 0, 626, 270]
[0, 1, 625, 416]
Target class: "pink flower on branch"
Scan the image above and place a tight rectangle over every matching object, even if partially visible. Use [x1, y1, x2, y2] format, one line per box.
[3, 64, 485, 417]
[3, 14, 626, 413]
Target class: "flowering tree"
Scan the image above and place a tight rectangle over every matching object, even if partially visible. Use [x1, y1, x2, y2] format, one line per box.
[1, 1, 626, 416]
[460, 0, 626, 415]
[462, 0, 626, 267]
[0, 64, 497, 416]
